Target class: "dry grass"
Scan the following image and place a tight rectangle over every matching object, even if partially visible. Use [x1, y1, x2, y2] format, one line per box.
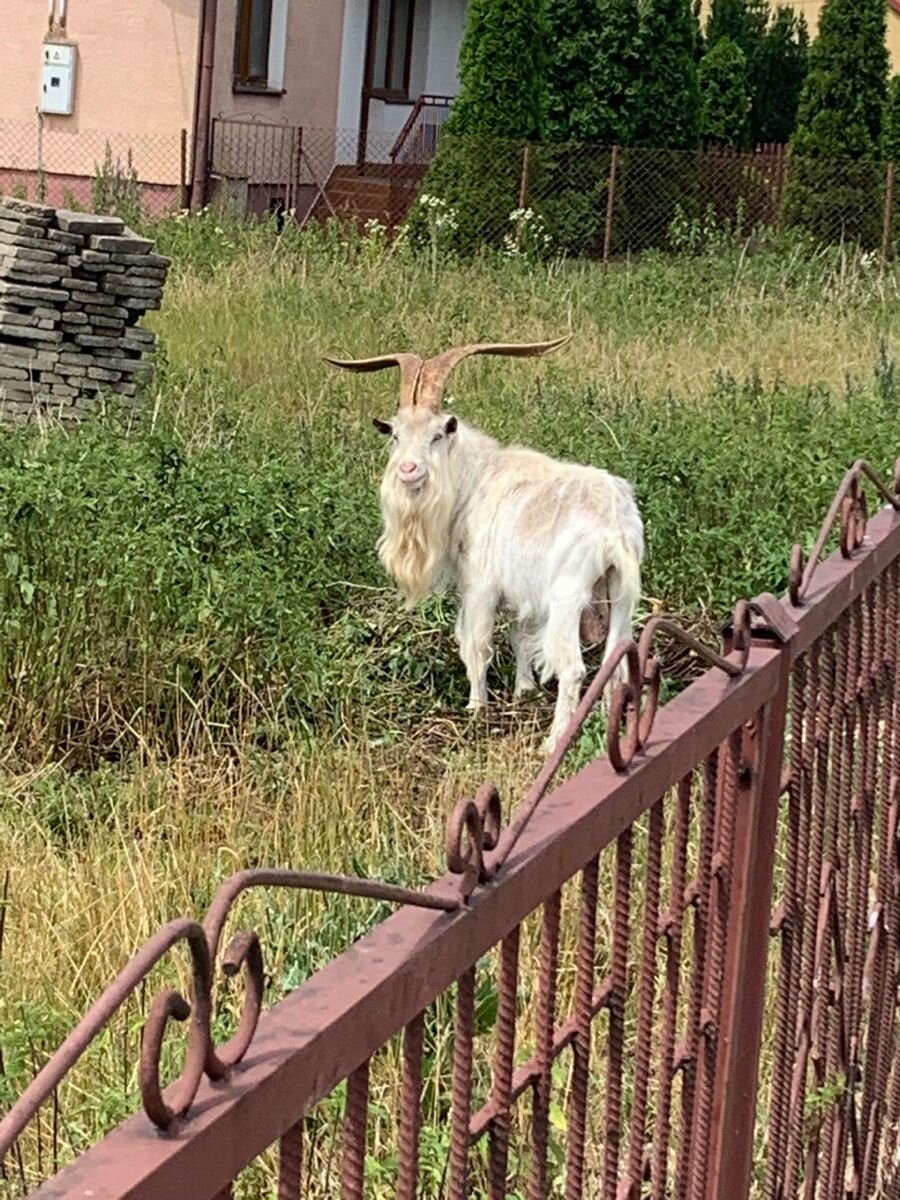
[2, 222, 900, 1195]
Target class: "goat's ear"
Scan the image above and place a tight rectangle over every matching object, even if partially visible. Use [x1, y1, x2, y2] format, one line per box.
[444, 415, 458, 435]
[372, 417, 393, 436]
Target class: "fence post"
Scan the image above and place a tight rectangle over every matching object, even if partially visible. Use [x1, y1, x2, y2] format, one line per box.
[518, 143, 531, 210]
[882, 161, 895, 267]
[775, 146, 791, 233]
[179, 128, 189, 210]
[602, 145, 619, 270]
[704, 632, 792, 1200]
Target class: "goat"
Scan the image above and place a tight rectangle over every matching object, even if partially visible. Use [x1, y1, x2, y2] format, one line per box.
[325, 337, 644, 750]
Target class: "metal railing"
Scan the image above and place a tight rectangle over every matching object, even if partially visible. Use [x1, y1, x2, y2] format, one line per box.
[390, 95, 454, 166]
[1, 458, 900, 1198]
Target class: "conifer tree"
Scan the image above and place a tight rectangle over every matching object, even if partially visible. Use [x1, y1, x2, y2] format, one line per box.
[754, 7, 809, 144]
[545, 0, 642, 145]
[785, 0, 888, 244]
[699, 37, 750, 148]
[883, 74, 900, 163]
[634, 0, 702, 148]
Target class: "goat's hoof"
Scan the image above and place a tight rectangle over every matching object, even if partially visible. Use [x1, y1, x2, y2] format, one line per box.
[514, 683, 537, 700]
[466, 699, 487, 713]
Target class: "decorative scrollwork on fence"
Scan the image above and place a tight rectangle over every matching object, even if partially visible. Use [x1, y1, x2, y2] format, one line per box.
[0, 869, 461, 1150]
[444, 598, 759, 902]
[788, 458, 900, 606]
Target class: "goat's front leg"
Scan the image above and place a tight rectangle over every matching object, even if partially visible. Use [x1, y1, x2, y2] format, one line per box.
[455, 589, 496, 710]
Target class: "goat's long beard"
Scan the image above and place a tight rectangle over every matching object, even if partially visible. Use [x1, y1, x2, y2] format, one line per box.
[378, 467, 455, 606]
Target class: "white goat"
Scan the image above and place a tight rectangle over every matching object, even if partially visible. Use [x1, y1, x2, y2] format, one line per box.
[326, 337, 644, 750]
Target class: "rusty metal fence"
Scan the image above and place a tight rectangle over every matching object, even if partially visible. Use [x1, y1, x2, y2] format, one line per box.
[1, 457, 900, 1199]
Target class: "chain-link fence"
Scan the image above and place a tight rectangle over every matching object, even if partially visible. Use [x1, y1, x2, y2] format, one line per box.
[0, 116, 185, 220]
[390, 135, 900, 263]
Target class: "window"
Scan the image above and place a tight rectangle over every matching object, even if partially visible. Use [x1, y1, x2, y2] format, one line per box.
[369, 0, 416, 101]
[234, 0, 273, 89]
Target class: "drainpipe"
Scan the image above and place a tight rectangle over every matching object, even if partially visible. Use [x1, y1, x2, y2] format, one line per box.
[189, 0, 218, 210]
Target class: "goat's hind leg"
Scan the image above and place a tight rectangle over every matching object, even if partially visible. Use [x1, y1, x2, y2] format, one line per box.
[540, 599, 586, 753]
[455, 589, 497, 711]
[511, 619, 537, 698]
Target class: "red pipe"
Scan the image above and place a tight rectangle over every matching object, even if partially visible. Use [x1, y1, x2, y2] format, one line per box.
[189, 0, 218, 210]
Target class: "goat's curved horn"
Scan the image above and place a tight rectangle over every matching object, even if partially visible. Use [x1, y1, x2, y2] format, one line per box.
[324, 352, 423, 408]
[416, 335, 572, 410]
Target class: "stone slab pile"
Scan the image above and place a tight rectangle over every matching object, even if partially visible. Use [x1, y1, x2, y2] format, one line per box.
[0, 196, 170, 423]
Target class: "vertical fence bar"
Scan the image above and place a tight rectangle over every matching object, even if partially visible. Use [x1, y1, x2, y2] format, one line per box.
[602, 145, 619, 270]
[706, 645, 791, 1200]
[565, 858, 599, 1200]
[651, 775, 691, 1200]
[449, 967, 476, 1200]
[627, 801, 664, 1193]
[764, 652, 809, 1199]
[278, 1120, 303, 1200]
[489, 928, 520, 1200]
[690, 732, 742, 1200]
[604, 830, 632, 1199]
[340, 1060, 369, 1200]
[676, 753, 718, 1200]
[180, 128, 189, 210]
[529, 891, 562, 1200]
[883, 161, 896, 267]
[397, 1012, 424, 1200]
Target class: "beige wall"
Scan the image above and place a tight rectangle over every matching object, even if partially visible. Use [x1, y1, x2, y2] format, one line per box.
[211, 0, 346, 132]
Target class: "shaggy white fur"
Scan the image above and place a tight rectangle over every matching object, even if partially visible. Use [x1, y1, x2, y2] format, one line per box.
[377, 407, 644, 750]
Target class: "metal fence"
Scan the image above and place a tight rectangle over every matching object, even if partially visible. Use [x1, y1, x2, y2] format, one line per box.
[0, 116, 185, 220]
[1, 457, 899, 1198]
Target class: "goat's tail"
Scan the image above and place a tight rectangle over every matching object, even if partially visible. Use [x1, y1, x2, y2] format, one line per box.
[603, 530, 643, 649]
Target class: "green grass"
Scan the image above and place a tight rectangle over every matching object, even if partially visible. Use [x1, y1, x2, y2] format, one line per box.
[1, 211, 899, 1195]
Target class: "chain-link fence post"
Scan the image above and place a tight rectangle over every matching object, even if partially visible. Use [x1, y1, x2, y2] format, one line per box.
[602, 144, 619, 269]
[881, 160, 895, 267]
[775, 146, 791, 233]
[180, 129, 189, 211]
[518, 143, 531, 211]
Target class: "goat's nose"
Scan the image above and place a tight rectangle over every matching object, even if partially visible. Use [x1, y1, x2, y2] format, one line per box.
[399, 460, 417, 474]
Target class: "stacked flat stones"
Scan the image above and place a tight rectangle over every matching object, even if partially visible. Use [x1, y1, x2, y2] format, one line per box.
[0, 196, 169, 423]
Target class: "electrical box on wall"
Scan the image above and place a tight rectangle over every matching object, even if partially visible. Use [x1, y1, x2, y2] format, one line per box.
[40, 42, 76, 115]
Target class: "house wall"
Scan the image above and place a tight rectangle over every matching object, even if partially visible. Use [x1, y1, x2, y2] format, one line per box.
[0, 0, 198, 185]
[210, 0, 346, 132]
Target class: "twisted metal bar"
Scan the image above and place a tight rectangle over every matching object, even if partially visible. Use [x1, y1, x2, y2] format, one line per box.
[788, 458, 900, 606]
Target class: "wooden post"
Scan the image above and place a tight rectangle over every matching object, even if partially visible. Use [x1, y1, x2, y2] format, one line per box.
[179, 128, 189, 210]
[602, 144, 619, 269]
[518, 143, 531, 210]
[882, 160, 895, 267]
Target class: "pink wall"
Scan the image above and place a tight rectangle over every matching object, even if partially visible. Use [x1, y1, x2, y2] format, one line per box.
[0, 0, 198, 185]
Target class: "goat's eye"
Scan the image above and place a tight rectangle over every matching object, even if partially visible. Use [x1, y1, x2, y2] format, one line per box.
[391, 434, 398, 443]
[431, 433, 443, 444]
